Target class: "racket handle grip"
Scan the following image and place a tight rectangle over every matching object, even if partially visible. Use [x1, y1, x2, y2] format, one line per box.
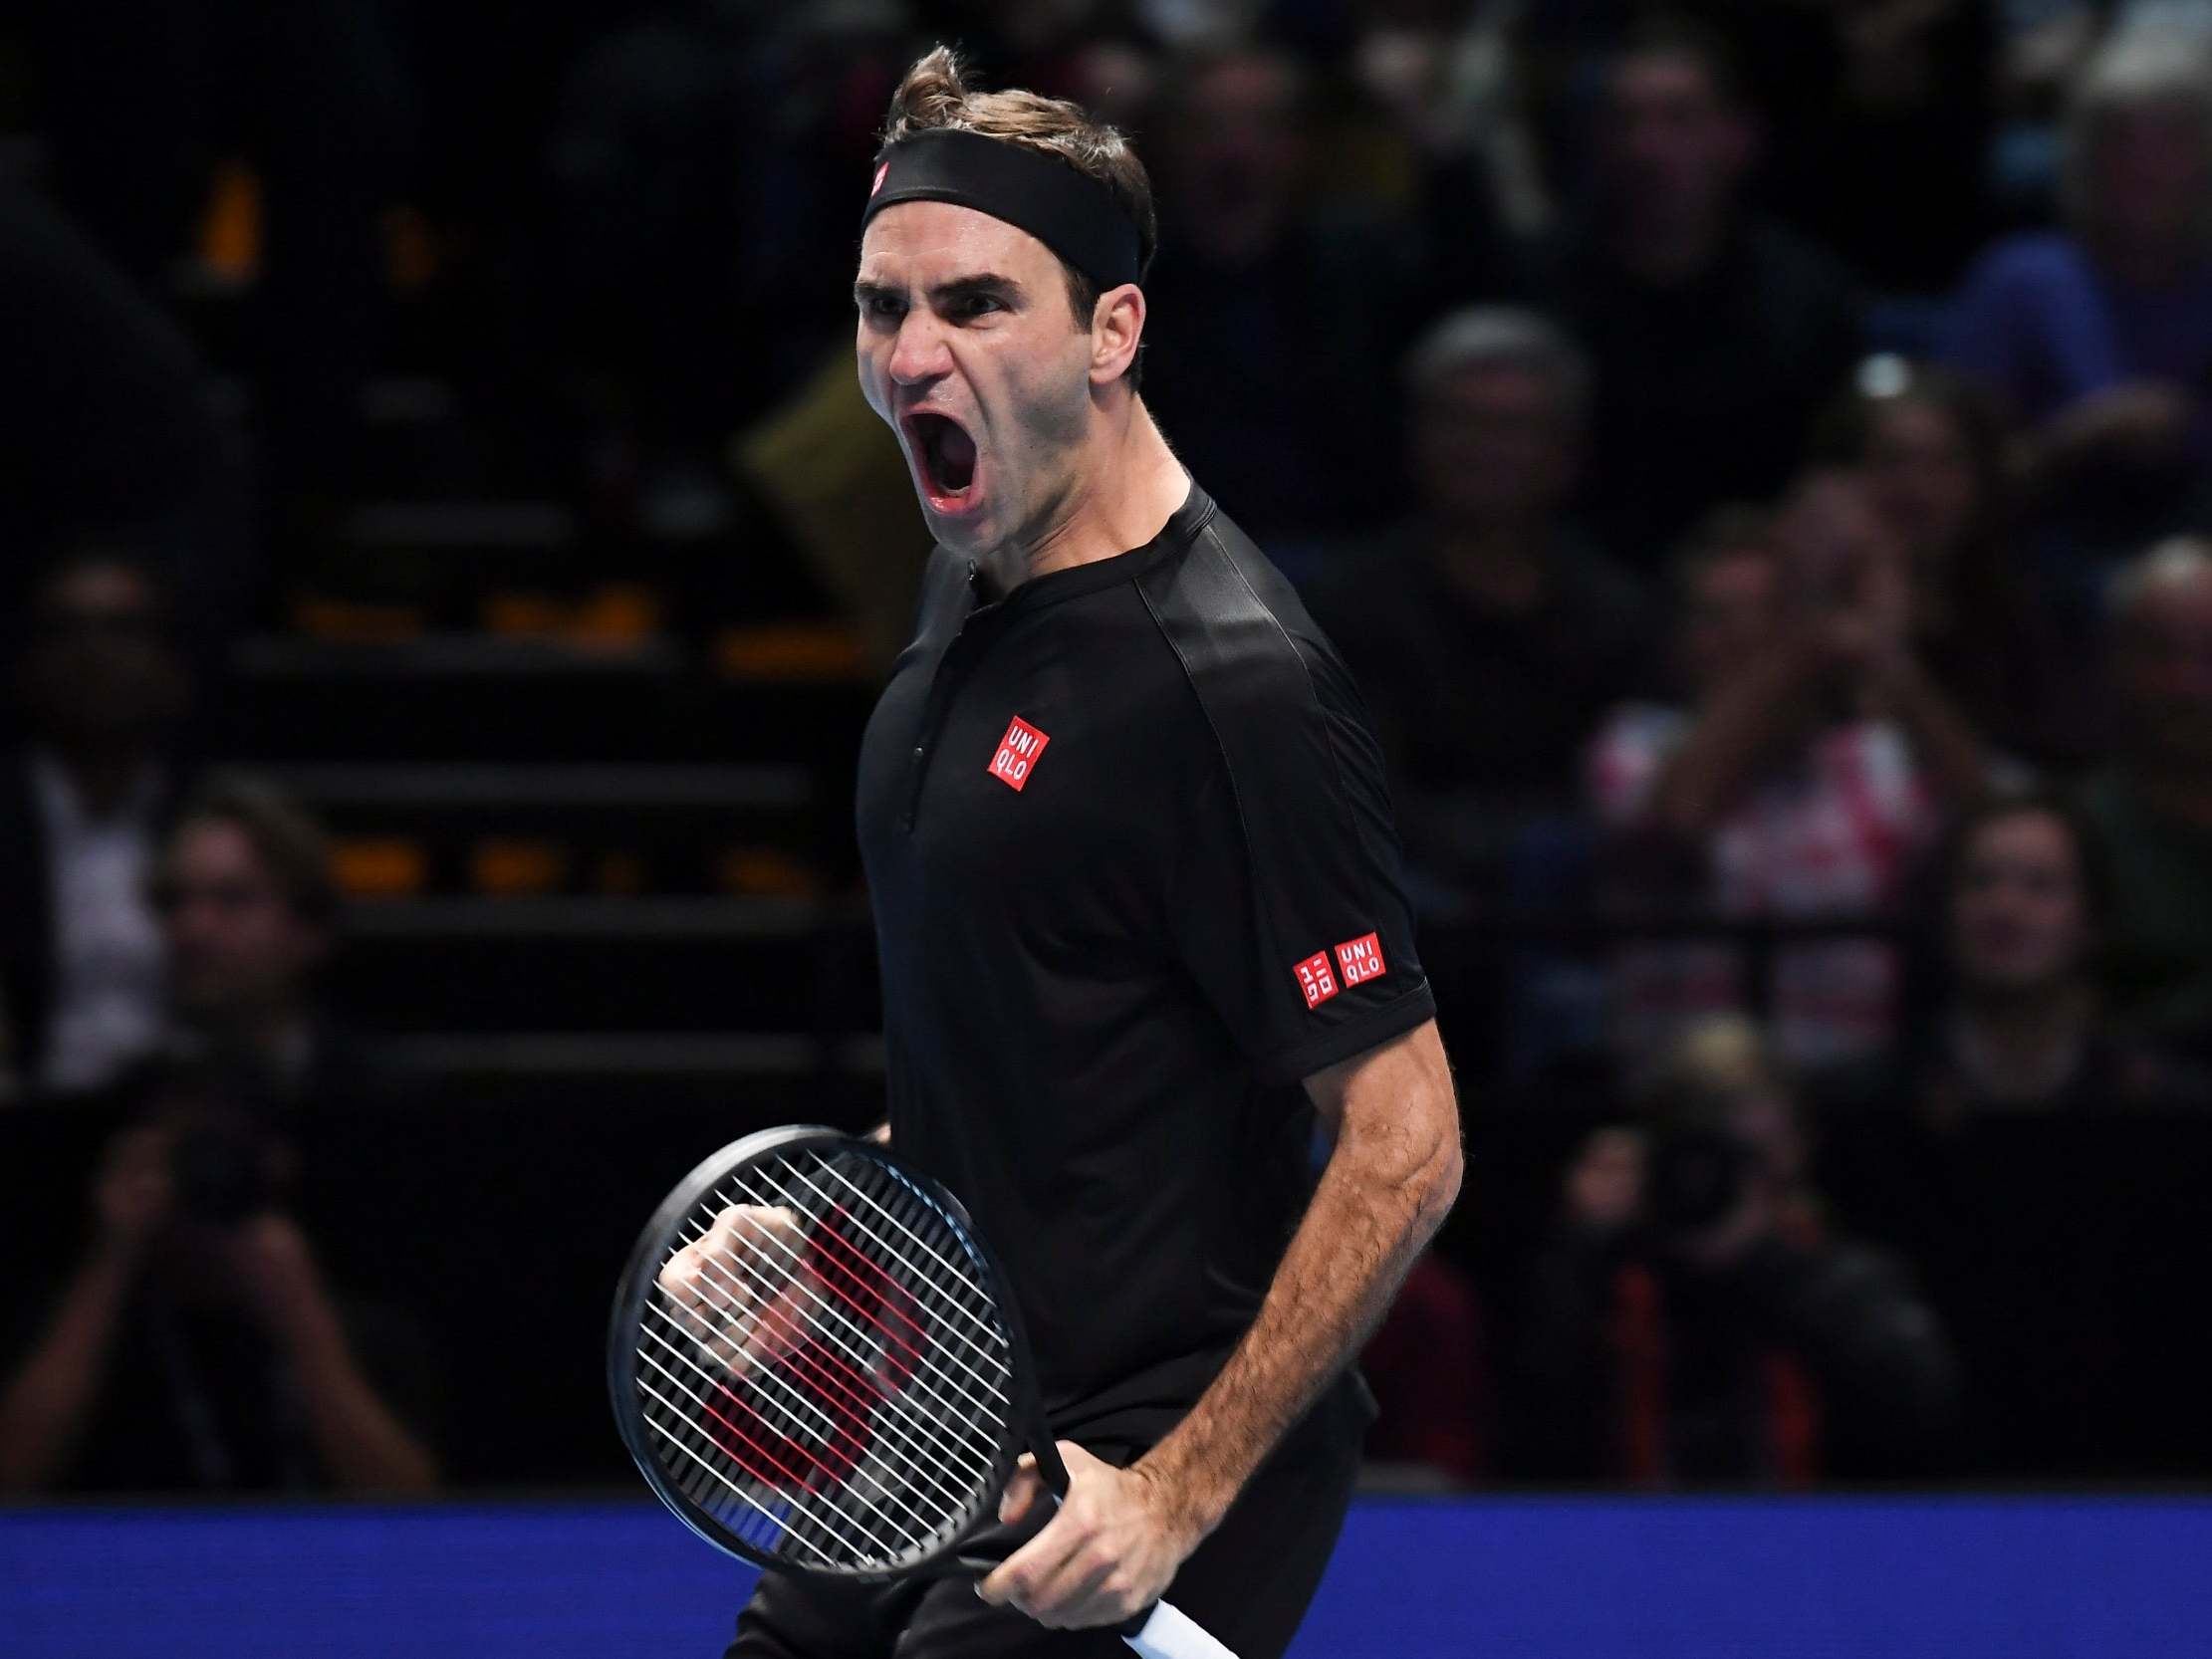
[1119, 1598, 1239, 1659]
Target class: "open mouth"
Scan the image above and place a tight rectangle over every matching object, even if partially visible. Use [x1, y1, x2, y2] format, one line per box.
[904, 411, 980, 511]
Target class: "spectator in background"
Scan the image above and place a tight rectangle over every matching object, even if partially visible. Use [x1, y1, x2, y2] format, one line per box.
[1821, 790, 2200, 1127]
[1530, 20, 1862, 567]
[1815, 788, 2208, 1476]
[0, 776, 438, 1496]
[1138, 39, 1424, 554]
[0, 1053, 440, 1496]
[150, 774, 383, 1114]
[1815, 360, 2081, 762]
[0, 556, 191, 1100]
[1589, 473, 1990, 1066]
[1513, 1015, 1959, 1484]
[1944, 26, 2212, 588]
[2078, 539, 2212, 1053]
[1308, 308, 1649, 903]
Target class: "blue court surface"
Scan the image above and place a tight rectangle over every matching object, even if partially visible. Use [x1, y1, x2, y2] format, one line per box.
[4, 1496, 2208, 1657]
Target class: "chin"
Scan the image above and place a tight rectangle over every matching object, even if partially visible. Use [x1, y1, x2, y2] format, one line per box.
[920, 497, 999, 549]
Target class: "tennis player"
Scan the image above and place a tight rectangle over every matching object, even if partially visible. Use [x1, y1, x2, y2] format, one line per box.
[723, 47, 1462, 1659]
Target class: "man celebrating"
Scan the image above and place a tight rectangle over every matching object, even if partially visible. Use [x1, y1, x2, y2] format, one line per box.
[720, 48, 1461, 1659]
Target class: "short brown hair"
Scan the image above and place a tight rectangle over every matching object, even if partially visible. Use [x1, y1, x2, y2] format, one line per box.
[164, 772, 340, 927]
[879, 47, 1158, 385]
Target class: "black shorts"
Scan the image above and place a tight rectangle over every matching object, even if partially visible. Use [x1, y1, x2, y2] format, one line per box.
[722, 1397, 1362, 1659]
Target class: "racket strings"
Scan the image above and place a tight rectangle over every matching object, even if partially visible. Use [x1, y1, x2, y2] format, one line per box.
[752, 1162, 1014, 1398]
[638, 1281, 963, 1566]
[753, 1159, 1009, 1377]
[634, 1147, 1018, 1573]
[686, 1177, 1007, 1456]
[634, 1366, 900, 1563]
[805, 1159, 1017, 1358]
[651, 1213, 995, 1516]
[635, 1305, 964, 1534]
[646, 1225, 983, 1540]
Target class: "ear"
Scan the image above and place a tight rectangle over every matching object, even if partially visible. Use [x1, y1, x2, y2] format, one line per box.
[1088, 283, 1145, 388]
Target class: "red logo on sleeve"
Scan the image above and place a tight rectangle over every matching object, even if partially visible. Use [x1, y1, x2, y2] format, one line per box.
[1335, 932, 1386, 986]
[1294, 951, 1340, 1009]
[988, 716, 1050, 792]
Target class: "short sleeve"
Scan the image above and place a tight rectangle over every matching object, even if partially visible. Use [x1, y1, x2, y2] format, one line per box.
[1163, 629, 1435, 1087]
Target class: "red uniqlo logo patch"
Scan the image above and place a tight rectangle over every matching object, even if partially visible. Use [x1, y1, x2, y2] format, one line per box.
[987, 716, 1050, 792]
[1294, 951, 1340, 1010]
[1335, 932, 1386, 986]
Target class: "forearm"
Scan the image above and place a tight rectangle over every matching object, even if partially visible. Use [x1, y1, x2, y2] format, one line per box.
[1650, 643, 1828, 837]
[1135, 1056, 1460, 1538]
[1880, 663, 1989, 805]
[0, 1247, 135, 1492]
[279, 1303, 439, 1494]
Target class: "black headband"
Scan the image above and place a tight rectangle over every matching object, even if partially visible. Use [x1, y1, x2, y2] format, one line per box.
[860, 128, 1142, 292]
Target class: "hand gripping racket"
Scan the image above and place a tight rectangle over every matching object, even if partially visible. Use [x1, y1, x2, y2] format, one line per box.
[609, 1125, 1238, 1659]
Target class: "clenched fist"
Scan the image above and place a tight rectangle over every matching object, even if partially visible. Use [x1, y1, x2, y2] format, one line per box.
[656, 1204, 822, 1380]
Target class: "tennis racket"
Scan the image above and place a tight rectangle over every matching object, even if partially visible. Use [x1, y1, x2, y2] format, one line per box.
[608, 1124, 1238, 1659]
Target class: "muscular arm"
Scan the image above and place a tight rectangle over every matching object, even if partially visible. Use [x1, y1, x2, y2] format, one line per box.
[1138, 1018, 1461, 1535]
[982, 1017, 1461, 1627]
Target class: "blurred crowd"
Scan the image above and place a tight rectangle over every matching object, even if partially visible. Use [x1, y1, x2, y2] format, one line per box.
[3, 1, 2211, 1496]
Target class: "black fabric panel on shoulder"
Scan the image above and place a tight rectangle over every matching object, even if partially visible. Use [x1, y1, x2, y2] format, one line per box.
[1136, 503, 1434, 1081]
[1149, 520, 1353, 915]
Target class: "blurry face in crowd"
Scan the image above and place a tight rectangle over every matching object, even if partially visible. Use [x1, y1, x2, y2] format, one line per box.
[857, 201, 1110, 557]
[2111, 560, 2212, 770]
[1163, 53, 1304, 248]
[17, 561, 186, 755]
[1676, 547, 1779, 698]
[157, 820, 327, 1026]
[1412, 362, 1578, 528]
[1860, 396, 1980, 577]
[1600, 51, 1752, 240]
[1949, 810, 2092, 999]
[1773, 471, 1908, 617]
[2088, 101, 2210, 260]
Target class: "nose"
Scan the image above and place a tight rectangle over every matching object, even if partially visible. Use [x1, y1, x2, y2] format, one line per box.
[887, 311, 953, 387]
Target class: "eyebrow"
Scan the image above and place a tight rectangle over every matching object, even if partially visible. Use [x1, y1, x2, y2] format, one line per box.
[854, 273, 1029, 309]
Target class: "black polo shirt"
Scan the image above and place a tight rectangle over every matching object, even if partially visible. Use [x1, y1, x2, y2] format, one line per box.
[856, 481, 1434, 1443]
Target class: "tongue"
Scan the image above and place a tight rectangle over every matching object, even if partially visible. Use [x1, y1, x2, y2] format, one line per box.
[938, 423, 976, 486]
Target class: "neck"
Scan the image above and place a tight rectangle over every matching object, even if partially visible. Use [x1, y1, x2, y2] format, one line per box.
[1611, 212, 1726, 286]
[195, 1005, 312, 1074]
[1950, 983, 2093, 1100]
[984, 394, 1189, 592]
[42, 746, 151, 818]
[1430, 520, 1553, 613]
